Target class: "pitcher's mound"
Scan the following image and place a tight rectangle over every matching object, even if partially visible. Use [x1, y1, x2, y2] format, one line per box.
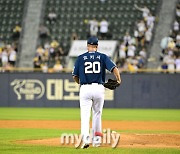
[17, 133, 180, 148]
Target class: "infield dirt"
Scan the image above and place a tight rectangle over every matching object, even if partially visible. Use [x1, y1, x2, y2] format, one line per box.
[0, 120, 179, 148]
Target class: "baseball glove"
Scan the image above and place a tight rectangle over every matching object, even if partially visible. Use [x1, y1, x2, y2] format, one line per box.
[103, 79, 120, 90]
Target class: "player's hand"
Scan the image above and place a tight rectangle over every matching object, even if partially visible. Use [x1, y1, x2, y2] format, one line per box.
[103, 79, 120, 90]
[117, 80, 121, 85]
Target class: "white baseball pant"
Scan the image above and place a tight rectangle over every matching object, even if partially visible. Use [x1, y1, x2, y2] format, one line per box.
[80, 83, 105, 143]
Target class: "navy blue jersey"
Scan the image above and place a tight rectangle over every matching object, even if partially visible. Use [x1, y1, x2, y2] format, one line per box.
[72, 51, 116, 85]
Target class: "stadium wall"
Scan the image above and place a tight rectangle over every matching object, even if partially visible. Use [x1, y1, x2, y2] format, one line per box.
[0, 73, 179, 108]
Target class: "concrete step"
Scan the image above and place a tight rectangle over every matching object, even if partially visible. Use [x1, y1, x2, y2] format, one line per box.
[18, 0, 44, 68]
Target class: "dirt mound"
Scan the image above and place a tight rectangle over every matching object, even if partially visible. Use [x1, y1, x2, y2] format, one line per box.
[17, 133, 180, 148]
[3, 120, 179, 148]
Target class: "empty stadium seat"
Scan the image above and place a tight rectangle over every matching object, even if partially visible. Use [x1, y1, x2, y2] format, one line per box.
[0, 0, 25, 43]
[43, 0, 162, 54]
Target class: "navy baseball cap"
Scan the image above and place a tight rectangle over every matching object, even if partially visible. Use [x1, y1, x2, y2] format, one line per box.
[87, 36, 98, 45]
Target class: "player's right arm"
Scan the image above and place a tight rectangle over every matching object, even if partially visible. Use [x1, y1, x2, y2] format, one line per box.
[73, 76, 79, 84]
[72, 57, 80, 84]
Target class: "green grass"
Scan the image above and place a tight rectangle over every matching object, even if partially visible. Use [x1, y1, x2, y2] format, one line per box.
[0, 128, 79, 140]
[0, 128, 179, 154]
[0, 108, 179, 121]
[1, 145, 179, 154]
[1, 144, 179, 154]
[0, 108, 179, 154]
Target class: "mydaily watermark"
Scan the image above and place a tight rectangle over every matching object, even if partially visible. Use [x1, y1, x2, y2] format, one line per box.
[60, 128, 120, 148]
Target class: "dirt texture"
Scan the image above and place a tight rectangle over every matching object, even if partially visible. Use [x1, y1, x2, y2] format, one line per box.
[0, 120, 180, 131]
[17, 134, 180, 148]
[1, 120, 179, 148]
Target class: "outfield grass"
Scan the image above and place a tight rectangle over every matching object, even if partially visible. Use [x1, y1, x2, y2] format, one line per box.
[0, 108, 179, 154]
[0, 108, 179, 121]
[1, 143, 179, 154]
[0, 128, 180, 154]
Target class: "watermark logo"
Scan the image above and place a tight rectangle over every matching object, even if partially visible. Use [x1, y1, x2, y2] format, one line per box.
[11, 79, 45, 100]
[60, 128, 120, 148]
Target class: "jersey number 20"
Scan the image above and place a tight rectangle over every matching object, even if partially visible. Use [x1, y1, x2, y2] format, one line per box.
[85, 61, 100, 73]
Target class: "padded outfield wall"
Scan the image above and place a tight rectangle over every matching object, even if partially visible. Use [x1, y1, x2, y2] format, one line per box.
[0, 73, 179, 108]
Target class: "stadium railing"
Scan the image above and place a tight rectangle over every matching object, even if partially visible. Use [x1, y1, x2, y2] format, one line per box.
[0, 67, 178, 73]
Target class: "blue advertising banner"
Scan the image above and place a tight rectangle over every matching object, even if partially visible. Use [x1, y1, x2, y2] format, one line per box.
[0, 73, 180, 108]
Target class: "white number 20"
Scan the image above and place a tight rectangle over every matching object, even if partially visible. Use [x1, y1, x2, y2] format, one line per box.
[85, 61, 100, 73]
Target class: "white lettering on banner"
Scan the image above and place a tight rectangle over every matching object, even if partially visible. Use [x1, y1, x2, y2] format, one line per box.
[63, 79, 79, 100]
[11, 79, 114, 101]
[46, 79, 114, 101]
[10, 79, 45, 100]
[47, 79, 63, 100]
[69, 40, 118, 57]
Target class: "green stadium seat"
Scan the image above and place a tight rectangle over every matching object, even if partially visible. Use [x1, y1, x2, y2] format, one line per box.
[0, 0, 25, 43]
[43, 0, 162, 54]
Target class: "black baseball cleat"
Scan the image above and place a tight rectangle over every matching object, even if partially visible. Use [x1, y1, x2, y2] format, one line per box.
[81, 143, 89, 149]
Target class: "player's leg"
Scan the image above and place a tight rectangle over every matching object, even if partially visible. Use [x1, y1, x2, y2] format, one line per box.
[92, 85, 105, 146]
[80, 99, 92, 143]
[92, 101, 104, 134]
[80, 85, 93, 148]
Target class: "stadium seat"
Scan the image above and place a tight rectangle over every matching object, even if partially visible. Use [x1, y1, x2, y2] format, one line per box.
[0, 0, 25, 43]
[42, 0, 162, 54]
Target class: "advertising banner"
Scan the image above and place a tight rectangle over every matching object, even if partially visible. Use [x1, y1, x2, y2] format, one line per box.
[0, 73, 180, 108]
[69, 40, 118, 57]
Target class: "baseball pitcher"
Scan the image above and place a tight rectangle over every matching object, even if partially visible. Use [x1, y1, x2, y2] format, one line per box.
[72, 36, 121, 148]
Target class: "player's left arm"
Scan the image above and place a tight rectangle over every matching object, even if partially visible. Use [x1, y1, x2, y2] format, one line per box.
[112, 67, 121, 84]
[104, 55, 121, 84]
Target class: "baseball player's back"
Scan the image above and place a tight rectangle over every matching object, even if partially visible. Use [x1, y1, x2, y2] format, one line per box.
[73, 51, 115, 85]
[72, 36, 121, 149]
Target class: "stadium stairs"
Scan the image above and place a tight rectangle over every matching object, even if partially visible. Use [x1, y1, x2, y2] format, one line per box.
[18, 0, 44, 68]
[147, 0, 177, 68]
